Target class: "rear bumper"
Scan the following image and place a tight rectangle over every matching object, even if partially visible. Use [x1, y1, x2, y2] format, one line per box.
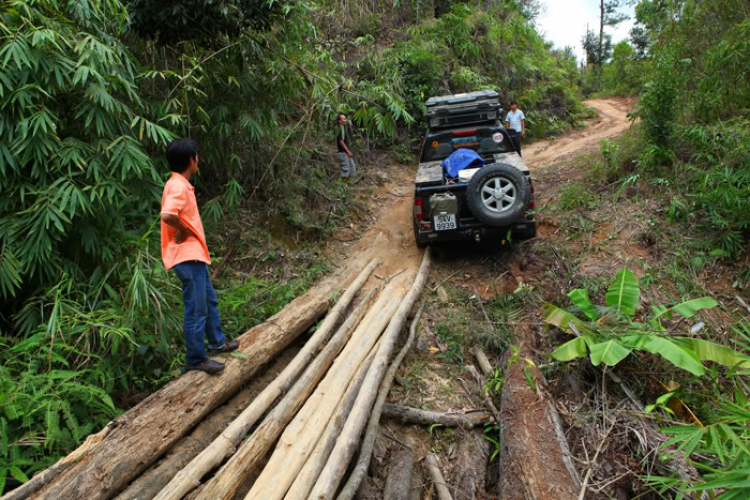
[416, 219, 535, 244]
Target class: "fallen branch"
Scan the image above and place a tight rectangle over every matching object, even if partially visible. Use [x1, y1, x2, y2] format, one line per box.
[425, 453, 453, 500]
[155, 260, 380, 500]
[337, 303, 425, 500]
[381, 404, 491, 429]
[309, 249, 432, 500]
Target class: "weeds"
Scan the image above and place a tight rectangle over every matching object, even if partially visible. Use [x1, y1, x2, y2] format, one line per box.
[558, 182, 600, 211]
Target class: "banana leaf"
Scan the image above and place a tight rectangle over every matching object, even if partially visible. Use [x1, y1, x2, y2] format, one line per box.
[589, 339, 631, 367]
[605, 268, 640, 317]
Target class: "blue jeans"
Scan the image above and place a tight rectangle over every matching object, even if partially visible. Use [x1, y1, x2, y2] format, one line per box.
[172, 261, 226, 365]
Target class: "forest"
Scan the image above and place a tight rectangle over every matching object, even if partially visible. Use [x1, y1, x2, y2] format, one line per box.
[0, 0, 748, 496]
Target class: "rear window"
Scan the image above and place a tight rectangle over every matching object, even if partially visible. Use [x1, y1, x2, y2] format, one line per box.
[421, 128, 513, 162]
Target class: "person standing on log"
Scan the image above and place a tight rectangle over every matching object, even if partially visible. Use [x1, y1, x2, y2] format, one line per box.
[505, 101, 526, 156]
[336, 113, 357, 180]
[160, 138, 239, 374]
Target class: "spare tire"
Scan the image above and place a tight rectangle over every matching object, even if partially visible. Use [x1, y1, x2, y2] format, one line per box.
[466, 163, 531, 227]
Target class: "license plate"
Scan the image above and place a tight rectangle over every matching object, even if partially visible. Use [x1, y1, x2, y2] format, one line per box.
[434, 214, 456, 231]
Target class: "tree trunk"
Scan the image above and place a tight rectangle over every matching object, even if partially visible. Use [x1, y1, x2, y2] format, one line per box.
[27, 267, 357, 500]
[337, 304, 425, 500]
[115, 346, 300, 500]
[382, 404, 490, 429]
[208, 280, 405, 500]
[308, 249, 432, 500]
[282, 345, 376, 499]
[154, 260, 379, 500]
[383, 451, 415, 500]
[194, 284, 392, 500]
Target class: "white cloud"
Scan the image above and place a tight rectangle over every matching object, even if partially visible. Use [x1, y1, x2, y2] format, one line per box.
[535, 0, 635, 64]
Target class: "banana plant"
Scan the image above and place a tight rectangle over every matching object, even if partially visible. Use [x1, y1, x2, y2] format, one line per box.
[544, 269, 750, 375]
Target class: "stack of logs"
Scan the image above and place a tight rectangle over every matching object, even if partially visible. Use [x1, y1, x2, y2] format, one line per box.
[5, 250, 445, 500]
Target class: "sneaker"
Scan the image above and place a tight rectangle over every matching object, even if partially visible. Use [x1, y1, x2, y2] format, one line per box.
[209, 340, 240, 354]
[186, 359, 225, 374]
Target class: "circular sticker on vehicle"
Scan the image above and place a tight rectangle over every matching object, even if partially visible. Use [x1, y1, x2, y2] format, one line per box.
[432, 141, 439, 148]
[492, 133, 503, 143]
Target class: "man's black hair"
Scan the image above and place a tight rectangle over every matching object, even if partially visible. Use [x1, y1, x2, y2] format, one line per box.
[336, 113, 346, 123]
[510, 101, 517, 106]
[166, 138, 198, 173]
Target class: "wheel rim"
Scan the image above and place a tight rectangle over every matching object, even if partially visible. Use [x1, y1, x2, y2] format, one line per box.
[480, 176, 517, 213]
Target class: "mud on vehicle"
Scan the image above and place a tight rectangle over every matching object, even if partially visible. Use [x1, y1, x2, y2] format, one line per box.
[413, 90, 536, 247]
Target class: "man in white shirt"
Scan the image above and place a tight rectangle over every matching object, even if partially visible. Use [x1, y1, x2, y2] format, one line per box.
[505, 101, 525, 156]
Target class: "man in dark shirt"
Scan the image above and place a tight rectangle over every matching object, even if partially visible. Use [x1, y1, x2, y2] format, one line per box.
[336, 113, 357, 179]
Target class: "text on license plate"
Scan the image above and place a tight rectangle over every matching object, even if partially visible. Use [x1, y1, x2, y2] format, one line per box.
[434, 214, 457, 231]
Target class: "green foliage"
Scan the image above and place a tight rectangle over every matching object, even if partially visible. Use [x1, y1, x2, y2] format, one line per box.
[645, 321, 750, 498]
[544, 268, 749, 375]
[558, 182, 600, 211]
[0, 0, 170, 301]
[434, 322, 464, 365]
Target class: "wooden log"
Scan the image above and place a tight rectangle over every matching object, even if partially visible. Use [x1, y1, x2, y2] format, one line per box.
[195, 283, 393, 500]
[154, 260, 380, 500]
[27, 266, 359, 500]
[204, 279, 405, 500]
[383, 450, 415, 500]
[337, 304, 424, 500]
[308, 249, 432, 500]
[381, 404, 490, 429]
[425, 453, 453, 500]
[116, 346, 301, 500]
[0, 425, 111, 500]
[282, 341, 378, 499]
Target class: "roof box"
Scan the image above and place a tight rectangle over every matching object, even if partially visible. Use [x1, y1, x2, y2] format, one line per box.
[425, 91, 502, 129]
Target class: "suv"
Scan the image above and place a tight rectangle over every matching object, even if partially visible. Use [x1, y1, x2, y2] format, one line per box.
[413, 90, 536, 247]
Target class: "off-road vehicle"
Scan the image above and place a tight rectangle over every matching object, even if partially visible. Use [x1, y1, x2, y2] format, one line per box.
[413, 90, 536, 247]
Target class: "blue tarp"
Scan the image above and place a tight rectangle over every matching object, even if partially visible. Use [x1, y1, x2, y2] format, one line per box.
[441, 148, 484, 178]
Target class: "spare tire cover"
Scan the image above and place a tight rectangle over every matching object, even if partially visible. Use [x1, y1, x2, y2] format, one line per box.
[466, 163, 531, 227]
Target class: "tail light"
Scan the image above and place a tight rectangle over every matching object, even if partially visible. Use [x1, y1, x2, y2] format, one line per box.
[414, 196, 424, 221]
[453, 129, 477, 136]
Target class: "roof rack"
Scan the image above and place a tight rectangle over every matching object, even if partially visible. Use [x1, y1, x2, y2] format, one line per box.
[425, 91, 502, 129]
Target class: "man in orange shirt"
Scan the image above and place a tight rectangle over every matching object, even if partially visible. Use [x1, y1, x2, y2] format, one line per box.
[161, 138, 238, 374]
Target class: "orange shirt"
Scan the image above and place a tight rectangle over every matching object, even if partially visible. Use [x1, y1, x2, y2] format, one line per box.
[160, 173, 211, 270]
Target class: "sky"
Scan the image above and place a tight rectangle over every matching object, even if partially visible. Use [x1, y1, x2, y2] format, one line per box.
[535, 0, 636, 64]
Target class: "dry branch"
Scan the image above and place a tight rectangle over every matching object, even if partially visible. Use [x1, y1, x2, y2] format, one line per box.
[381, 404, 491, 429]
[308, 249, 432, 500]
[337, 303, 425, 500]
[425, 453, 453, 500]
[154, 260, 379, 500]
[28, 268, 357, 500]
[239, 279, 406, 500]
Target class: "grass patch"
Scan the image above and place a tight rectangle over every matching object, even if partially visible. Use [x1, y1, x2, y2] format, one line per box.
[557, 182, 600, 211]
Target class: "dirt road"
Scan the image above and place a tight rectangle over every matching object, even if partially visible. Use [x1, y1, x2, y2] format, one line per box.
[335, 97, 634, 499]
[524, 98, 634, 168]
[341, 97, 633, 264]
